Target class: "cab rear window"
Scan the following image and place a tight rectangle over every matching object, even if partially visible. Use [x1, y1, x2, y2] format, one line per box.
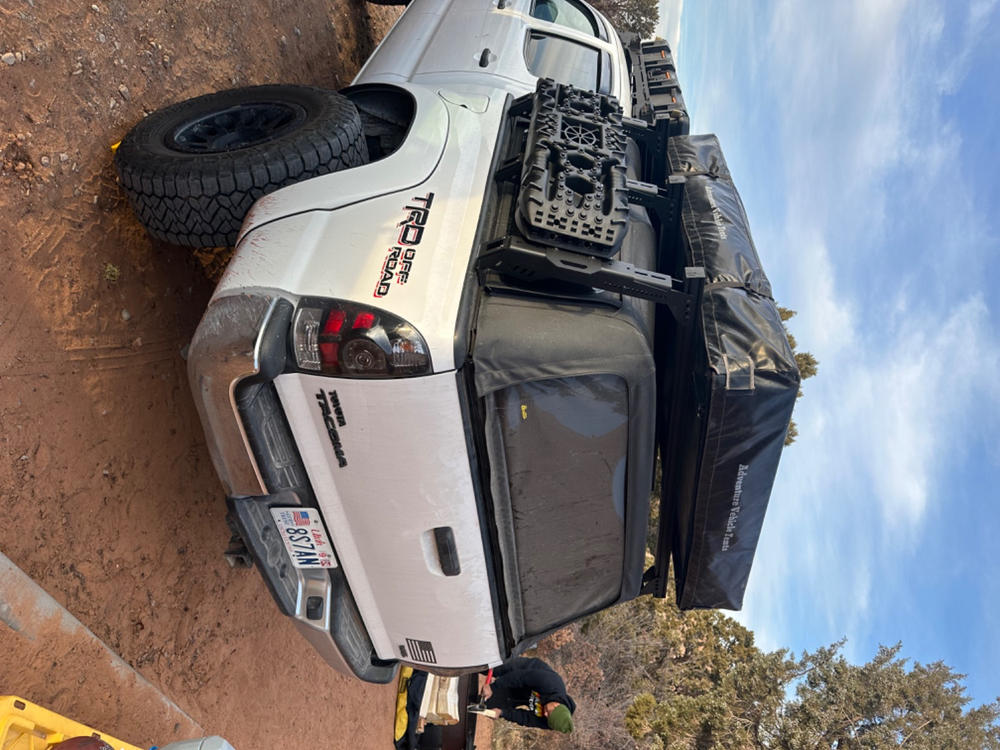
[491, 374, 627, 636]
[531, 0, 600, 36]
[524, 32, 609, 93]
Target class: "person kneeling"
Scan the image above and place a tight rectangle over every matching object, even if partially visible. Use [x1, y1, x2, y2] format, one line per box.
[473, 657, 575, 734]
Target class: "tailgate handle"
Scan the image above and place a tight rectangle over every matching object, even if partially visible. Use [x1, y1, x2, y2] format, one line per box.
[432, 527, 461, 577]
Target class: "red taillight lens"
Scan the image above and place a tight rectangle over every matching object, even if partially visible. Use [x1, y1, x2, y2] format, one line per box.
[292, 300, 430, 377]
[322, 309, 346, 335]
[319, 341, 339, 368]
[352, 312, 376, 330]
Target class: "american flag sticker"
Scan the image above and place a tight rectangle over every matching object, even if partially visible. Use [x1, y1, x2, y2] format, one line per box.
[293, 510, 311, 526]
[405, 638, 437, 664]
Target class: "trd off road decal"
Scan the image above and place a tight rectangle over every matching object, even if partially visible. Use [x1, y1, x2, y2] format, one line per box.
[315, 389, 348, 468]
[374, 192, 435, 298]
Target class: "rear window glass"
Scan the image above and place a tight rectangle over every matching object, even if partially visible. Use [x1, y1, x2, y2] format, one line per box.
[493, 375, 628, 635]
[531, 0, 600, 36]
[524, 32, 605, 93]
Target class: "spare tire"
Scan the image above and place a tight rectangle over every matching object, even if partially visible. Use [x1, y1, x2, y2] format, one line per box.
[114, 85, 368, 248]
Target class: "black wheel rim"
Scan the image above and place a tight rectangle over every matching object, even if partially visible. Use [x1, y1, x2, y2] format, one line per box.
[167, 101, 307, 153]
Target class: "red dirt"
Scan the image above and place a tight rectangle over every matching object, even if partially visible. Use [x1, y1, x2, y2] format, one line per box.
[0, 2, 417, 748]
[2, 552, 203, 744]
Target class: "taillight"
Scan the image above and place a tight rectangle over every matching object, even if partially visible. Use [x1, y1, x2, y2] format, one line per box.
[291, 300, 430, 377]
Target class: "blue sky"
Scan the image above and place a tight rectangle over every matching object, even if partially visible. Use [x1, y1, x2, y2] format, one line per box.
[657, 0, 1000, 707]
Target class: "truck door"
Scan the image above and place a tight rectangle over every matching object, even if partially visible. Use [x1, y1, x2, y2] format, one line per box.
[476, 0, 621, 97]
[358, 0, 625, 102]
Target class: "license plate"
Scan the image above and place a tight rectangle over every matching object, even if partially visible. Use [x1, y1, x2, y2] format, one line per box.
[269, 507, 338, 569]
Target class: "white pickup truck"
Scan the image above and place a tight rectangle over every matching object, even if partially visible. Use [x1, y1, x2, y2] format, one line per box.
[115, 0, 799, 685]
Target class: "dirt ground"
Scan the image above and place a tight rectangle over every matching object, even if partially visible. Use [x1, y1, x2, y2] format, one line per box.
[0, 1, 418, 747]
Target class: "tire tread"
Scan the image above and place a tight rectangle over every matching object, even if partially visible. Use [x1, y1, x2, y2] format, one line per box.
[115, 86, 368, 247]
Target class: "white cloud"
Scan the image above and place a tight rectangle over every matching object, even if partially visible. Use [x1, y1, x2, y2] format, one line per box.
[742, 293, 1000, 654]
[940, 0, 1000, 92]
[781, 230, 855, 357]
[846, 296, 996, 529]
[716, 0, 1000, 659]
[657, 0, 684, 51]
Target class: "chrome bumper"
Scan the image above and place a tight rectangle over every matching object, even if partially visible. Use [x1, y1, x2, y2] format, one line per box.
[187, 293, 274, 496]
[187, 292, 396, 684]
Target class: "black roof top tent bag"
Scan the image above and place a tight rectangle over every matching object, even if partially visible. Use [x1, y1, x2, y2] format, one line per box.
[656, 134, 800, 611]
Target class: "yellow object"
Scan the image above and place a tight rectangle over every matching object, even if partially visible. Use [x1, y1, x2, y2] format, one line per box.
[110, 141, 121, 153]
[394, 666, 414, 742]
[0, 696, 143, 750]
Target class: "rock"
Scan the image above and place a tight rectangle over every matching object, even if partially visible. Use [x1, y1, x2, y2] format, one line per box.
[103, 263, 120, 282]
[40, 155, 50, 167]
[2, 52, 15, 66]
[91, 3, 100, 11]
[121, 309, 131, 321]
[15, 51, 24, 62]
[59, 152, 69, 162]
[97, 32, 107, 44]
[118, 84, 130, 100]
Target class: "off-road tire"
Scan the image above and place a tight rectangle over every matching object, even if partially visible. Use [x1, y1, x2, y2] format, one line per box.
[114, 85, 368, 248]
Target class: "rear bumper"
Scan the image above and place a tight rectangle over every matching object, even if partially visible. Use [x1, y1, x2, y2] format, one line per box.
[187, 292, 395, 683]
[226, 492, 396, 683]
[186, 294, 273, 497]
